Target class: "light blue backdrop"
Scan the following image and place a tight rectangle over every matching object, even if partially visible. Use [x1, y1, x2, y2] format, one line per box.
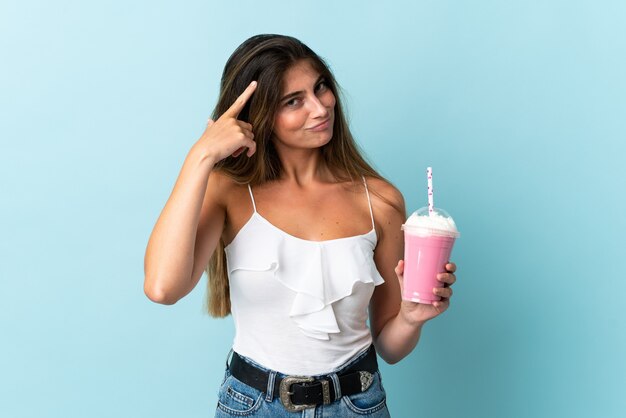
[1, 1, 624, 417]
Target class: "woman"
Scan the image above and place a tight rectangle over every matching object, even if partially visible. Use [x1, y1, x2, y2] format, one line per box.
[144, 34, 458, 417]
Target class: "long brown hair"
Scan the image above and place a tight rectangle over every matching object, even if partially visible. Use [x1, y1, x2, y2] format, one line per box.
[205, 34, 396, 317]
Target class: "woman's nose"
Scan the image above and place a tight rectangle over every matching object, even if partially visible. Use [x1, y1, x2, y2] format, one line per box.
[307, 95, 329, 118]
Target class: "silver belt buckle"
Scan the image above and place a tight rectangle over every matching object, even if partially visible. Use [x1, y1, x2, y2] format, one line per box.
[279, 375, 321, 412]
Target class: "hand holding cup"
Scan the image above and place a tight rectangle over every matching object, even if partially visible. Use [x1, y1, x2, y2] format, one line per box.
[395, 260, 457, 325]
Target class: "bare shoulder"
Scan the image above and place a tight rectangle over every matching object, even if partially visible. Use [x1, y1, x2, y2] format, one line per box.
[205, 169, 241, 207]
[365, 176, 406, 218]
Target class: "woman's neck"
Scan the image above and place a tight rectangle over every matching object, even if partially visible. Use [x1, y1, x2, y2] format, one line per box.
[275, 147, 336, 186]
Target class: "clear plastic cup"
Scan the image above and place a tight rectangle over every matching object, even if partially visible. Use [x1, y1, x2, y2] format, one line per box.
[401, 207, 460, 304]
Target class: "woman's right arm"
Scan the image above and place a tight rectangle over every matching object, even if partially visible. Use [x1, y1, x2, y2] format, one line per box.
[143, 81, 258, 304]
[143, 148, 221, 304]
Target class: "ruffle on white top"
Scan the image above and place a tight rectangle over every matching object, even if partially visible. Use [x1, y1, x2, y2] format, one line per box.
[225, 213, 385, 340]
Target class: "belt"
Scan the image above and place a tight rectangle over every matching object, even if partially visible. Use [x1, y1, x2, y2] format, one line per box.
[228, 345, 378, 412]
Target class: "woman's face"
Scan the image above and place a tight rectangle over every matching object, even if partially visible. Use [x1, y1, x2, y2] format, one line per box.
[272, 60, 336, 150]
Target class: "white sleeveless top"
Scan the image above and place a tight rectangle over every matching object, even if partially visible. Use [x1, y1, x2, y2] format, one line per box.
[224, 177, 385, 375]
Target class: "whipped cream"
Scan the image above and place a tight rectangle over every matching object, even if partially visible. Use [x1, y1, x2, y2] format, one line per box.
[403, 207, 460, 237]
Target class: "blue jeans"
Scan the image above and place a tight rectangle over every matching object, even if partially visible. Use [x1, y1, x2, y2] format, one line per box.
[214, 347, 391, 417]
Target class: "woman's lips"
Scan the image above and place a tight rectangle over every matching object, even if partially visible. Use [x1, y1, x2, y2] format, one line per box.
[307, 119, 331, 131]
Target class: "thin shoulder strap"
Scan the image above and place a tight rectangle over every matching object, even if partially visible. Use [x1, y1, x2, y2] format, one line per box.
[247, 184, 257, 213]
[362, 176, 375, 230]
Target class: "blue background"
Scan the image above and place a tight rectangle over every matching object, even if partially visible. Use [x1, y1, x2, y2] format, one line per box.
[1, 1, 625, 417]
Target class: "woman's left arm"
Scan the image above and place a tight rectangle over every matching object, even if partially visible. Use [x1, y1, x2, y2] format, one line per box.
[368, 180, 457, 364]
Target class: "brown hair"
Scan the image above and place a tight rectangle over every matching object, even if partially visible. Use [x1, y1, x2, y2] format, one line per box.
[205, 34, 397, 317]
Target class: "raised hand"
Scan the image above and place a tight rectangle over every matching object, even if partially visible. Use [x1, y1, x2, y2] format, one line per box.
[196, 81, 258, 162]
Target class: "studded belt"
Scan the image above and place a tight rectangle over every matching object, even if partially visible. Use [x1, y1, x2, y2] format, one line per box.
[228, 345, 378, 412]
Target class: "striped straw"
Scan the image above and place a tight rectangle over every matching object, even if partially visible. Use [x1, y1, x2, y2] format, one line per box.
[427, 167, 434, 215]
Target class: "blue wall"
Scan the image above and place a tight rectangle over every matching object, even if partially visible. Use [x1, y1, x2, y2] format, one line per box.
[1, 1, 624, 417]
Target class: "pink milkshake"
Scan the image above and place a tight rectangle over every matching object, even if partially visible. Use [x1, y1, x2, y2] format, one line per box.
[401, 207, 460, 304]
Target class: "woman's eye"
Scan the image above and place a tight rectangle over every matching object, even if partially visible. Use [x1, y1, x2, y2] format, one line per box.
[315, 81, 328, 92]
[286, 98, 300, 107]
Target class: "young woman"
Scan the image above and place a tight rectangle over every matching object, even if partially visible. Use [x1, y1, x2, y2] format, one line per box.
[144, 34, 458, 417]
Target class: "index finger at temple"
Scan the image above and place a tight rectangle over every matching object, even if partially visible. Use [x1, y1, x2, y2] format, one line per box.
[224, 81, 257, 118]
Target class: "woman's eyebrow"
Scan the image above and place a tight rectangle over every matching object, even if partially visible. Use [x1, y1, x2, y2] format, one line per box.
[279, 75, 324, 102]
